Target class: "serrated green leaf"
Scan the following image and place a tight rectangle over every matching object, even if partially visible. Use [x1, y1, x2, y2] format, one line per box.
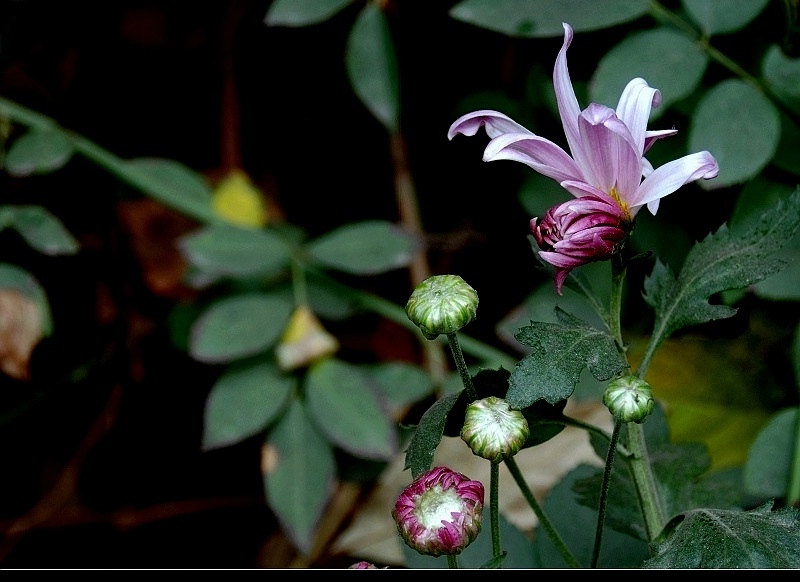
[744, 407, 797, 500]
[202, 361, 293, 451]
[178, 224, 291, 282]
[405, 391, 461, 479]
[643, 189, 800, 353]
[449, 0, 650, 38]
[506, 308, 628, 408]
[120, 157, 218, 223]
[590, 28, 707, 119]
[5, 127, 74, 176]
[0, 205, 79, 255]
[535, 464, 650, 568]
[189, 292, 293, 363]
[264, 0, 354, 27]
[305, 220, 418, 275]
[688, 79, 780, 189]
[305, 358, 398, 461]
[682, 0, 770, 35]
[644, 501, 800, 568]
[345, 3, 399, 133]
[263, 396, 336, 556]
[0, 263, 53, 336]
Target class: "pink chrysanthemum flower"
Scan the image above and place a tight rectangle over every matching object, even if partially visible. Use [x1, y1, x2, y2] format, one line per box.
[448, 22, 719, 292]
[392, 466, 484, 557]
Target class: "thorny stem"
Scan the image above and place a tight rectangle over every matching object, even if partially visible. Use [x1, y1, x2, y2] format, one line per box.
[504, 456, 581, 568]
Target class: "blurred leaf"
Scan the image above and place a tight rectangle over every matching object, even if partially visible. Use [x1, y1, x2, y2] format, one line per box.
[590, 28, 707, 118]
[305, 358, 398, 461]
[305, 220, 418, 275]
[4, 127, 73, 177]
[643, 189, 800, 353]
[507, 307, 628, 408]
[211, 169, 268, 228]
[795, 322, 800, 389]
[263, 396, 336, 557]
[682, 0, 771, 35]
[0, 205, 79, 255]
[774, 111, 800, 176]
[189, 292, 293, 363]
[449, 0, 650, 38]
[365, 361, 435, 412]
[729, 177, 800, 301]
[202, 361, 294, 451]
[536, 464, 650, 567]
[0, 263, 53, 335]
[178, 224, 291, 281]
[688, 79, 780, 189]
[345, 3, 400, 133]
[644, 501, 800, 568]
[120, 158, 218, 223]
[405, 391, 461, 479]
[762, 44, 800, 114]
[264, 0, 354, 26]
[744, 407, 797, 501]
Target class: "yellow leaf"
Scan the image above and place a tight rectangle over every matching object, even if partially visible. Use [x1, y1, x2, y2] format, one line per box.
[212, 169, 268, 228]
[276, 305, 339, 372]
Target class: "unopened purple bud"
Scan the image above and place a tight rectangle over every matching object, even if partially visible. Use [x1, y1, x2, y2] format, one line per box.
[531, 193, 630, 294]
[392, 466, 484, 557]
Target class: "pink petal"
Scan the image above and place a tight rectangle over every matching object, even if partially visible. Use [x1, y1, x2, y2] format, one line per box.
[483, 132, 584, 183]
[447, 110, 532, 140]
[615, 78, 662, 155]
[554, 23, 591, 173]
[628, 151, 720, 215]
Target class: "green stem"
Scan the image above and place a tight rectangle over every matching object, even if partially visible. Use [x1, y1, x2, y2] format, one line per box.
[447, 555, 459, 569]
[591, 420, 622, 568]
[626, 421, 666, 543]
[490, 461, 502, 561]
[609, 254, 626, 349]
[447, 332, 478, 402]
[504, 456, 581, 568]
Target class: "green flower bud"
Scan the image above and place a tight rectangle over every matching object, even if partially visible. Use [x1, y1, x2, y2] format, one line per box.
[405, 275, 479, 340]
[461, 396, 530, 462]
[603, 376, 655, 424]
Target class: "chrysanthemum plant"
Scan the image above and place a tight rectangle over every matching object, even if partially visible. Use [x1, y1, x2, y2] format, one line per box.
[2, 0, 800, 569]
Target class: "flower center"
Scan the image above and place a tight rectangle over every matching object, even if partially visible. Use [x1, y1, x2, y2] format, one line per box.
[415, 486, 462, 528]
[609, 187, 632, 222]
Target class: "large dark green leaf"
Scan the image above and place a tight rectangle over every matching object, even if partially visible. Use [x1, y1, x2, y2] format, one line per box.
[345, 3, 400, 133]
[5, 127, 74, 176]
[762, 44, 800, 114]
[0, 205, 79, 255]
[305, 358, 398, 461]
[643, 189, 800, 354]
[364, 361, 435, 412]
[178, 224, 292, 282]
[449, 0, 650, 38]
[682, 0, 770, 35]
[404, 391, 461, 479]
[263, 397, 336, 557]
[643, 502, 800, 568]
[189, 292, 294, 363]
[590, 28, 707, 118]
[202, 361, 294, 451]
[305, 220, 419, 275]
[506, 308, 628, 408]
[264, 0, 354, 27]
[744, 407, 797, 501]
[688, 79, 780, 189]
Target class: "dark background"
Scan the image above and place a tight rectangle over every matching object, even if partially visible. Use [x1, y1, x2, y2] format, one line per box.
[0, 0, 794, 568]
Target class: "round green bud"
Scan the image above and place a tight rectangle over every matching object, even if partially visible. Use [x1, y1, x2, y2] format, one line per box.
[603, 375, 655, 424]
[461, 396, 530, 462]
[405, 275, 479, 340]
